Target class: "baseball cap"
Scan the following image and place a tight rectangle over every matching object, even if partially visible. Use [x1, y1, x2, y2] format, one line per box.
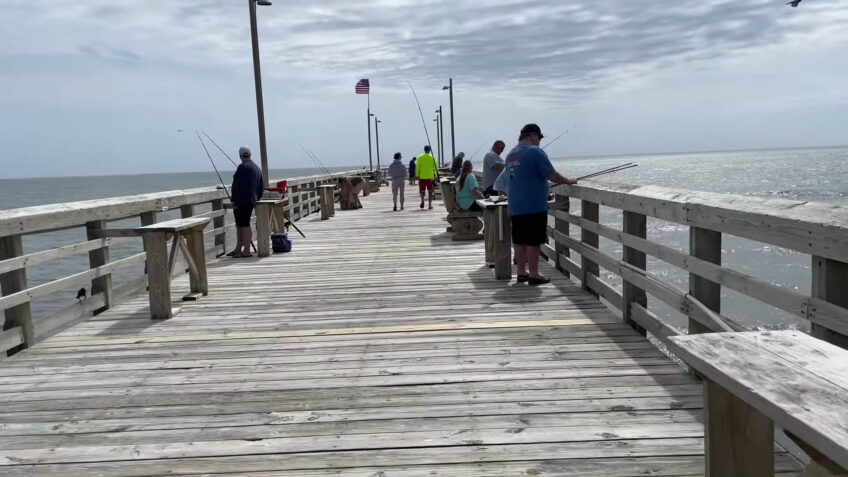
[238, 146, 251, 157]
[458, 152, 465, 157]
[520, 123, 544, 139]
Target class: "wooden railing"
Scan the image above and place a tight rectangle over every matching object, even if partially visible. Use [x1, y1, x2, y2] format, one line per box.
[0, 170, 361, 356]
[542, 182, 848, 349]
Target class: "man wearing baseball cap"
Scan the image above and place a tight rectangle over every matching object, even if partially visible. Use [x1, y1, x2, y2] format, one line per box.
[228, 146, 264, 258]
[504, 123, 577, 285]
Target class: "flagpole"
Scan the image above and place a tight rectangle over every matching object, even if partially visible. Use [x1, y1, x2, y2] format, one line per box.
[367, 92, 373, 171]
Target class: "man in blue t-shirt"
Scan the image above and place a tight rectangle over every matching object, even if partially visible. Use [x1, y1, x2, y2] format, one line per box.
[504, 123, 577, 285]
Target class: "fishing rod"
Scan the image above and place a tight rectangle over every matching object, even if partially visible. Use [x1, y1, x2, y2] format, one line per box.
[576, 163, 638, 181]
[195, 130, 258, 254]
[304, 146, 333, 177]
[298, 143, 331, 177]
[541, 130, 569, 150]
[202, 131, 238, 168]
[406, 81, 432, 150]
[468, 142, 488, 161]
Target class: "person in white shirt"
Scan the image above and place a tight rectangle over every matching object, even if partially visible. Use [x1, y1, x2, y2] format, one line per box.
[481, 140, 506, 196]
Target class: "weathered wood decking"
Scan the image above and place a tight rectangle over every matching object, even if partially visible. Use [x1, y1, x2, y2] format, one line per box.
[0, 186, 803, 475]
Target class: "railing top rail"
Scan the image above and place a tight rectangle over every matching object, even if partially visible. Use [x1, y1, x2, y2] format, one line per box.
[0, 170, 362, 237]
[553, 181, 848, 263]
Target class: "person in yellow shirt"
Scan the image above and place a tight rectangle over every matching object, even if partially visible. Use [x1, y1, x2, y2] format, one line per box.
[415, 145, 439, 209]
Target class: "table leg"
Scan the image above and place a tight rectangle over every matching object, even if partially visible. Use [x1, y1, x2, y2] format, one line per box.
[704, 379, 774, 477]
[494, 207, 512, 280]
[483, 208, 495, 267]
[142, 232, 173, 320]
[184, 229, 208, 297]
[255, 203, 271, 257]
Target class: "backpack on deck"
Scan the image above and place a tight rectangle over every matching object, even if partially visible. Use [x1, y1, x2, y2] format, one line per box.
[271, 233, 292, 253]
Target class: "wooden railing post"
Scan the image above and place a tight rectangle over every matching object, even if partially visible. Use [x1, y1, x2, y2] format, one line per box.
[553, 196, 570, 277]
[689, 227, 721, 334]
[0, 234, 33, 354]
[290, 185, 301, 220]
[580, 200, 600, 292]
[211, 199, 225, 256]
[85, 221, 113, 314]
[623, 211, 648, 336]
[811, 256, 848, 349]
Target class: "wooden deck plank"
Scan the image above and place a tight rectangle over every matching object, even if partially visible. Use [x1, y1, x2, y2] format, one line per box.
[0, 186, 802, 475]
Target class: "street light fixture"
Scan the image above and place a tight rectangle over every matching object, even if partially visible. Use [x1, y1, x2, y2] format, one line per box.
[442, 78, 455, 163]
[248, 0, 272, 189]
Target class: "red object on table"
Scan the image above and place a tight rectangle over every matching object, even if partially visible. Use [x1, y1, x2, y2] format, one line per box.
[265, 180, 288, 197]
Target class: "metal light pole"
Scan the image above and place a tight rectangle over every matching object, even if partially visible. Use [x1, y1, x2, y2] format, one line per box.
[248, 0, 272, 188]
[433, 114, 441, 167]
[442, 78, 455, 163]
[438, 105, 445, 166]
[374, 117, 382, 171]
[368, 112, 375, 171]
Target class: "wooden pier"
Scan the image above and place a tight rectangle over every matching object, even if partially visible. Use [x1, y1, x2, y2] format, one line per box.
[2, 172, 846, 475]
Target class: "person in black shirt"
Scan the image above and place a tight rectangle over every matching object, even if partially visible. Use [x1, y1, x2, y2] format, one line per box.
[229, 146, 264, 258]
[451, 151, 465, 175]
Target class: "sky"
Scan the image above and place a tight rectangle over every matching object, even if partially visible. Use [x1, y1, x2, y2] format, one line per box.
[1, 0, 847, 178]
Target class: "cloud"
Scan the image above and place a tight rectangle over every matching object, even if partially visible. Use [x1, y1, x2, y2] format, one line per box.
[4, 0, 847, 99]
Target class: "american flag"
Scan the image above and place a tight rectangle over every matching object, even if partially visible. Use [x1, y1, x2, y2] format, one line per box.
[355, 78, 370, 94]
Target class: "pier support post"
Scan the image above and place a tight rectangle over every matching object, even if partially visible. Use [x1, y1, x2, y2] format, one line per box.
[255, 202, 272, 258]
[689, 227, 721, 334]
[86, 220, 113, 315]
[493, 204, 512, 280]
[580, 200, 600, 293]
[622, 211, 647, 336]
[811, 255, 848, 349]
[0, 234, 33, 355]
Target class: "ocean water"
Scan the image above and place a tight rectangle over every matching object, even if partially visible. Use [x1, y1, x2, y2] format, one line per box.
[1, 148, 846, 332]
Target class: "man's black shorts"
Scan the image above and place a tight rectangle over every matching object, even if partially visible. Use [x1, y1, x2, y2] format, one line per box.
[511, 212, 548, 246]
[233, 205, 254, 227]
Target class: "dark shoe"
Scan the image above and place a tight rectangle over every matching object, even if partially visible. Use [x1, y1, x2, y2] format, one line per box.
[428, 205, 433, 210]
[528, 276, 551, 286]
[516, 275, 529, 283]
[420, 201, 424, 209]
[238, 253, 253, 258]
[226, 250, 238, 257]
[393, 205, 397, 211]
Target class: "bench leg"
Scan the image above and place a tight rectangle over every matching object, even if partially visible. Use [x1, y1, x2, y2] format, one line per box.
[704, 379, 774, 477]
[185, 229, 208, 297]
[142, 233, 173, 320]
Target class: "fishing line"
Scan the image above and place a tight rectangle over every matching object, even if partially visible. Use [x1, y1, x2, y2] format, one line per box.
[468, 142, 488, 161]
[541, 130, 569, 150]
[202, 131, 238, 168]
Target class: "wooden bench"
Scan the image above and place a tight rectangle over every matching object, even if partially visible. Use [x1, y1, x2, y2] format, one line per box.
[133, 217, 211, 320]
[476, 198, 512, 280]
[439, 179, 483, 241]
[668, 331, 848, 476]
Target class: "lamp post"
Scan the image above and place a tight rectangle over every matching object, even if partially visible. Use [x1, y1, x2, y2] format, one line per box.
[249, 0, 272, 188]
[374, 117, 382, 171]
[437, 105, 445, 166]
[442, 78, 455, 164]
[433, 115, 441, 167]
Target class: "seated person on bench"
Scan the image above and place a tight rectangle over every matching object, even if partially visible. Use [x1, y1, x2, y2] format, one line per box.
[456, 160, 484, 212]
